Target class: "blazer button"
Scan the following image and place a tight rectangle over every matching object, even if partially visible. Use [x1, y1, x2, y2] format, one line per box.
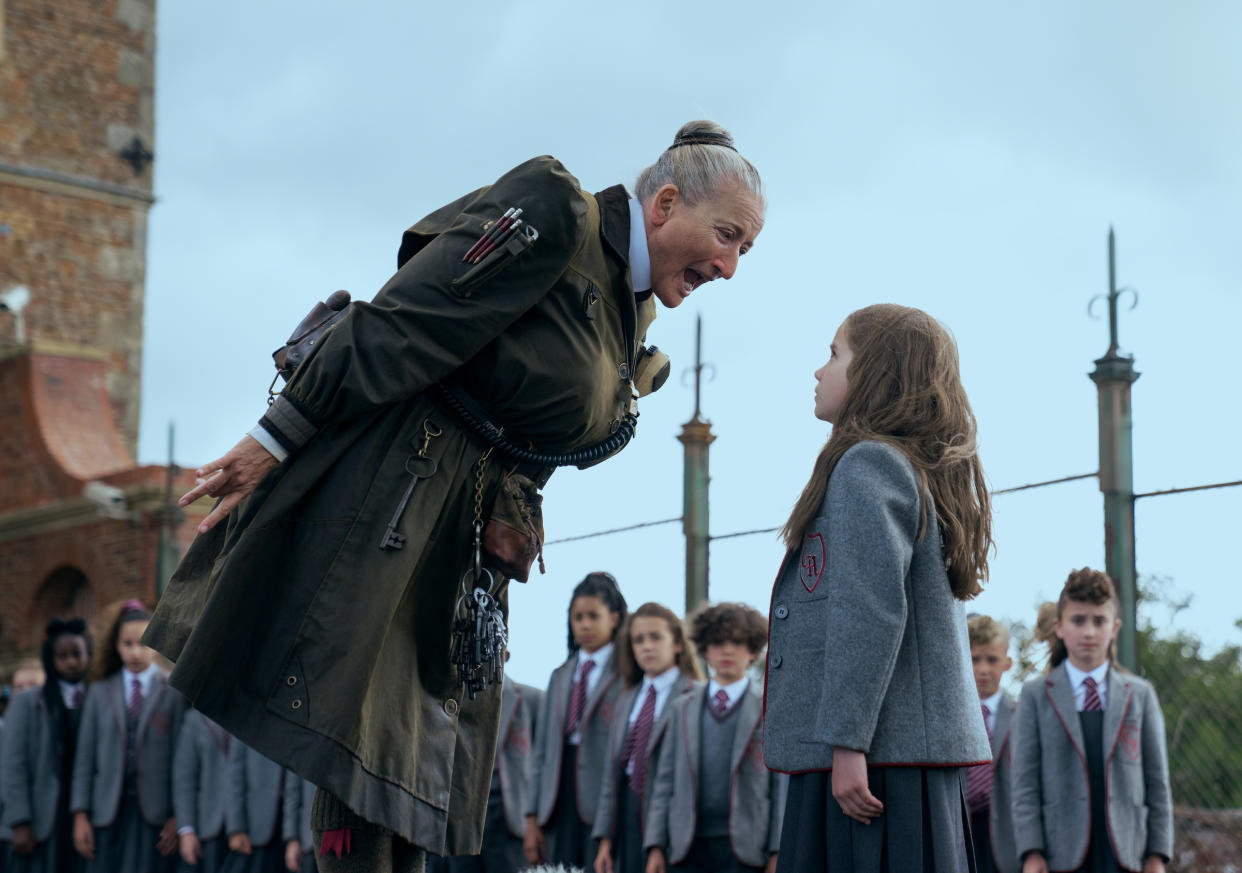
[443, 699, 459, 717]
[774, 605, 789, 620]
[771, 654, 783, 668]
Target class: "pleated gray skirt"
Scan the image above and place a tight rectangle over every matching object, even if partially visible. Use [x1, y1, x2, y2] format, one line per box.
[776, 767, 977, 873]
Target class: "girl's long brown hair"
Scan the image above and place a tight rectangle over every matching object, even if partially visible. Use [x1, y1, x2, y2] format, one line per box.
[780, 304, 992, 600]
[616, 602, 704, 687]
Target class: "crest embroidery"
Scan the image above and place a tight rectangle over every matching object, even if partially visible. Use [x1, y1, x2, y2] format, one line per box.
[1118, 722, 1140, 761]
[800, 533, 826, 593]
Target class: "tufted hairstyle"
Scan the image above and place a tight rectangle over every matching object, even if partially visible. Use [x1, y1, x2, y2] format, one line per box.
[689, 602, 768, 656]
[635, 120, 765, 212]
[1047, 567, 1120, 669]
[968, 614, 1011, 649]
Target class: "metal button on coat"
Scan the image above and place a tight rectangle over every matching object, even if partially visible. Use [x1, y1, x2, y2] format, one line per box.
[443, 699, 459, 717]
[291, 699, 303, 710]
[771, 654, 783, 668]
[774, 605, 789, 620]
[286, 676, 298, 686]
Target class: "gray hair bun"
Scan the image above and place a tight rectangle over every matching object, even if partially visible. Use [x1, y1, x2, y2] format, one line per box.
[636, 120, 764, 209]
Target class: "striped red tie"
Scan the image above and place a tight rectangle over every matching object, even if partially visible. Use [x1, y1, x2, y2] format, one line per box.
[1082, 676, 1103, 712]
[623, 685, 658, 796]
[713, 689, 730, 714]
[127, 677, 143, 721]
[965, 703, 993, 814]
[564, 658, 595, 737]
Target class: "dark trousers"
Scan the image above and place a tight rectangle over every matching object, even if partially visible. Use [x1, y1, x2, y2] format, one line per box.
[670, 835, 763, 873]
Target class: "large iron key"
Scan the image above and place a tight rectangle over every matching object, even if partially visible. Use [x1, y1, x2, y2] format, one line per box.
[378, 454, 438, 551]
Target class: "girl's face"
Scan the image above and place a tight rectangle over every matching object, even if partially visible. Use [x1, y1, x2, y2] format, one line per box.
[629, 616, 682, 678]
[117, 619, 153, 674]
[53, 635, 90, 684]
[570, 595, 620, 654]
[1054, 600, 1120, 672]
[813, 323, 854, 423]
[704, 639, 755, 686]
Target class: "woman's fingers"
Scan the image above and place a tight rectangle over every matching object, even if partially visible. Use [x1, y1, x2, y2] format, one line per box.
[198, 491, 244, 534]
[836, 785, 884, 824]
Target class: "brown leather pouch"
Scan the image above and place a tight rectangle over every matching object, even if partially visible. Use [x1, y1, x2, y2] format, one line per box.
[271, 290, 352, 382]
[483, 472, 545, 582]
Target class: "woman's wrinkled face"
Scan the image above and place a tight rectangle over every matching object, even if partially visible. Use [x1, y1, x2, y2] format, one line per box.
[643, 181, 763, 308]
[117, 619, 153, 674]
[53, 635, 90, 685]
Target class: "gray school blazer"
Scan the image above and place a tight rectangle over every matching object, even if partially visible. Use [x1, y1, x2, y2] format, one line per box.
[282, 773, 316, 850]
[1012, 664, 1173, 872]
[644, 682, 786, 868]
[70, 671, 186, 827]
[764, 441, 990, 771]
[172, 710, 231, 841]
[989, 691, 1020, 873]
[495, 678, 541, 838]
[2, 690, 60, 840]
[591, 672, 700, 842]
[527, 655, 622, 827]
[226, 742, 285, 846]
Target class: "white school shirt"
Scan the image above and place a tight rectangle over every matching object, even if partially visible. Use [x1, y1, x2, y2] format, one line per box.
[1063, 661, 1110, 712]
[707, 675, 750, 711]
[627, 196, 651, 294]
[623, 666, 681, 775]
[980, 690, 1002, 734]
[123, 663, 160, 701]
[60, 680, 86, 709]
[567, 642, 614, 745]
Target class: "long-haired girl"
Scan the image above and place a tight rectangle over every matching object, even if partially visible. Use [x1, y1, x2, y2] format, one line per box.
[593, 602, 702, 873]
[526, 573, 629, 869]
[2, 617, 92, 873]
[70, 599, 185, 872]
[765, 304, 994, 872]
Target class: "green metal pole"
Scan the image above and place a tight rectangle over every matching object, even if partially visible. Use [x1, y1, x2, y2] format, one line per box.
[1089, 228, 1140, 670]
[679, 316, 715, 615]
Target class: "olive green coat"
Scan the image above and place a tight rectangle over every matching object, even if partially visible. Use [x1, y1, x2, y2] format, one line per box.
[144, 157, 658, 855]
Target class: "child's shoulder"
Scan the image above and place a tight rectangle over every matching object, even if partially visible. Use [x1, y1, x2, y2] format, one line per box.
[834, 440, 918, 485]
[1112, 668, 1160, 702]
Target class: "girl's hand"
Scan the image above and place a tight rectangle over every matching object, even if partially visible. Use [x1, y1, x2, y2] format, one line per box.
[229, 833, 254, 855]
[180, 436, 279, 533]
[595, 838, 614, 873]
[158, 817, 179, 855]
[1022, 852, 1049, 873]
[286, 839, 303, 871]
[1143, 856, 1166, 873]
[831, 747, 883, 825]
[179, 832, 202, 865]
[645, 846, 667, 873]
[11, 823, 36, 856]
[523, 815, 546, 865]
[765, 853, 779, 873]
[73, 812, 95, 860]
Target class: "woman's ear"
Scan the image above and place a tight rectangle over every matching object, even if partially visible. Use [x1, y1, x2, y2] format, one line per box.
[647, 184, 680, 228]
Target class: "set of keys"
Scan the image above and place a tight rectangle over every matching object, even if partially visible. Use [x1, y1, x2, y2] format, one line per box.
[450, 522, 507, 699]
[379, 420, 442, 551]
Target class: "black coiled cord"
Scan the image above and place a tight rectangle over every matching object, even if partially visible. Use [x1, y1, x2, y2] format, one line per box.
[430, 383, 637, 468]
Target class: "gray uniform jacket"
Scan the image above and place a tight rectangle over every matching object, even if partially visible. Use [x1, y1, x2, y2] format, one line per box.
[2, 690, 59, 840]
[592, 673, 699, 841]
[70, 671, 186, 826]
[1012, 664, 1173, 872]
[989, 692, 1020, 873]
[528, 656, 623, 827]
[644, 682, 786, 867]
[496, 678, 541, 838]
[282, 774, 315, 850]
[172, 710, 231, 841]
[764, 441, 991, 771]
[226, 742, 285, 846]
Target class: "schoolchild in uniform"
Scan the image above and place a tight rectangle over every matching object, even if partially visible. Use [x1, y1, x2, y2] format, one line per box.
[764, 304, 995, 873]
[2, 618, 92, 873]
[645, 602, 786, 873]
[593, 603, 702, 873]
[173, 709, 235, 872]
[1012, 569, 1173, 873]
[965, 614, 1019, 873]
[225, 741, 287, 873]
[71, 599, 186, 872]
[282, 773, 316, 873]
[526, 574, 629, 870]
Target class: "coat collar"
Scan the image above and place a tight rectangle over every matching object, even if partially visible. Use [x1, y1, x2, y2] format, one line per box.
[1045, 663, 1086, 759]
[730, 683, 764, 773]
[594, 184, 631, 269]
[498, 678, 518, 742]
[1103, 665, 1133, 758]
[993, 690, 1017, 756]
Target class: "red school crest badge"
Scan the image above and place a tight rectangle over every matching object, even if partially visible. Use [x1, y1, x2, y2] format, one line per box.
[800, 533, 826, 593]
[1118, 722, 1140, 761]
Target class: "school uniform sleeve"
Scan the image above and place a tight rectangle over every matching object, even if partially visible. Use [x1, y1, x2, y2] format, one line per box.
[591, 705, 625, 841]
[525, 667, 557, 819]
[172, 714, 200, 833]
[281, 771, 302, 845]
[1010, 679, 1046, 860]
[812, 441, 919, 752]
[258, 156, 591, 455]
[768, 771, 788, 855]
[0, 691, 36, 828]
[1139, 682, 1174, 861]
[69, 684, 102, 815]
[642, 695, 680, 853]
[225, 742, 248, 837]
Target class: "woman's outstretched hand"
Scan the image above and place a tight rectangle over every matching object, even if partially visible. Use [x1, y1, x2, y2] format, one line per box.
[179, 435, 279, 533]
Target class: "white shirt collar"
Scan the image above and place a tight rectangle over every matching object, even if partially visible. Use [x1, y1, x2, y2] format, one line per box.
[980, 690, 1003, 714]
[1063, 660, 1109, 709]
[578, 641, 613, 673]
[641, 664, 681, 696]
[59, 679, 86, 708]
[627, 196, 652, 294]
[708, 675, 749, 710]
[123, 663, 160, 698]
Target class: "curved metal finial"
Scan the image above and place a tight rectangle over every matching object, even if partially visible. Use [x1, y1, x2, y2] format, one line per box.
[1086, 228, 1138, 357]
[680, 315, 716, 420]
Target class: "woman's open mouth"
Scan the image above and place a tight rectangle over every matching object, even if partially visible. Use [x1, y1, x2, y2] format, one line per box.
[682, 269, 706, 296]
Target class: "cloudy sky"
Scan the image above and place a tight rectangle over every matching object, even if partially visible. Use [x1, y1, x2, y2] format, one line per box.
[140, 0, 1242, 688]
